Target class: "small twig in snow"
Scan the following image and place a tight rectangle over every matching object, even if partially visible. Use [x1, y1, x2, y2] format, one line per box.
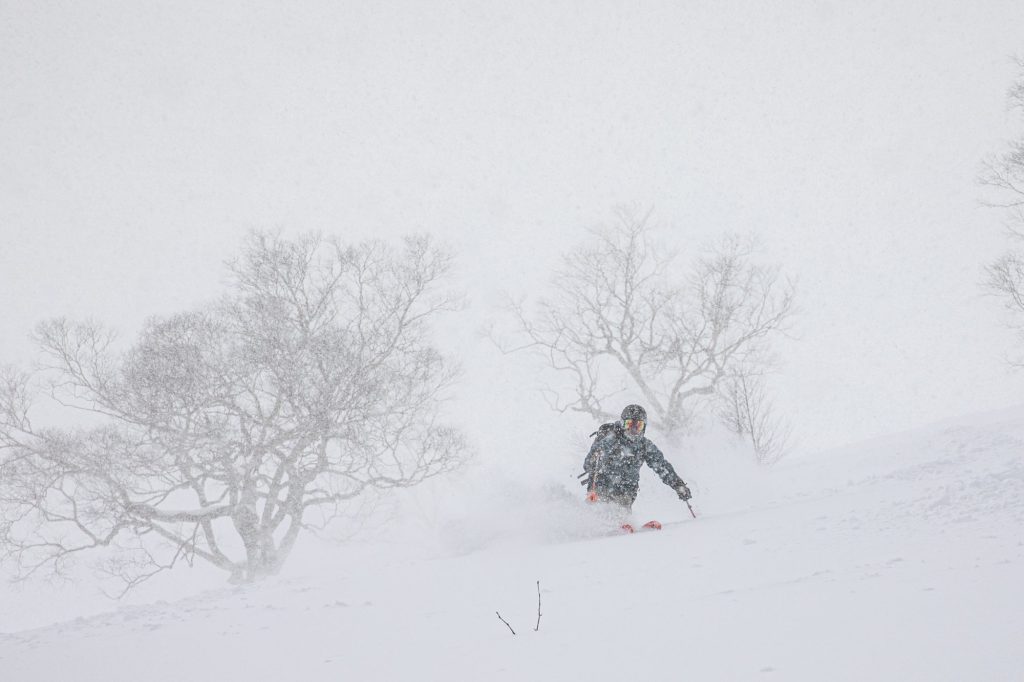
[496, 611, 516, 635]
[534, 580, 542, 632]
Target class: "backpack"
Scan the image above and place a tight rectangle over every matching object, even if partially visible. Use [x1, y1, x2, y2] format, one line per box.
[578, 421, 623, 487]
[589, 421, 623, 442]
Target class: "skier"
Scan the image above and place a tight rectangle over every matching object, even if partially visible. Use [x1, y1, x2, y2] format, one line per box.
[581, 404, 692, 530]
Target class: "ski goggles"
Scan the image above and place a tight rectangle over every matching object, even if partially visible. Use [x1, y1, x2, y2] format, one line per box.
[623, 418, 645, 432]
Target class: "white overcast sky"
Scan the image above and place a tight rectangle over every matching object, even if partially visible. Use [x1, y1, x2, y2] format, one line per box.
[2, 1, 1023, 455]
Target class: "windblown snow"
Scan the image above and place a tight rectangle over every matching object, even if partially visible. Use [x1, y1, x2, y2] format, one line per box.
[2, 408, 1022, 681]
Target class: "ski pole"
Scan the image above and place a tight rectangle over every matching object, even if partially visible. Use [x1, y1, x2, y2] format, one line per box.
[685, 500, 696, 518]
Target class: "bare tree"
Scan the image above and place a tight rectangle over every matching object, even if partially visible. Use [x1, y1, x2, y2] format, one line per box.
[715, 368, 792, 464]
[0, 232, 467, 588]
[983, 57, 1024, 365]
[498, 207, 795, 440]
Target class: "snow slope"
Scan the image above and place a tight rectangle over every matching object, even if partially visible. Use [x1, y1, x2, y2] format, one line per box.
[2, 408, 1023, 681]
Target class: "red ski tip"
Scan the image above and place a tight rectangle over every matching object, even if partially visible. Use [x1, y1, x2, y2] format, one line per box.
[621, 523, 635, 533]
[642, 520, 662, 530]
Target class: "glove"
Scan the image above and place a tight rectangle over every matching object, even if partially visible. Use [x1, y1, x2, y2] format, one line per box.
[586, 490, 599, 502]
[675, 482, 692, 501]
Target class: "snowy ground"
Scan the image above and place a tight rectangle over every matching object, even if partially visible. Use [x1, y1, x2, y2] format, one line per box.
[2, 408, 1023, 681]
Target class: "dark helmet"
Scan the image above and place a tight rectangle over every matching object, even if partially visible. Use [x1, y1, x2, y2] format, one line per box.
[621, 404, 647, 422]
[621, 404, 647, 440]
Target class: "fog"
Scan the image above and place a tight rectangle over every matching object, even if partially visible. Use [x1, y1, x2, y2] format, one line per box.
[1, 0, 1023, 639]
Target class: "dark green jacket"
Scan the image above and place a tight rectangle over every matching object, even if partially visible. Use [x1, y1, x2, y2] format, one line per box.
[583, 428, 686, 508]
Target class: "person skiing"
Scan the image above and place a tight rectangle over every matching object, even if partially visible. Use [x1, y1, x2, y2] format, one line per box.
[582, 404, 692, 527]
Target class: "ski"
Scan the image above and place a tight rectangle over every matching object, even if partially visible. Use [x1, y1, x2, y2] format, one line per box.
[619, 520, 662, 534]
